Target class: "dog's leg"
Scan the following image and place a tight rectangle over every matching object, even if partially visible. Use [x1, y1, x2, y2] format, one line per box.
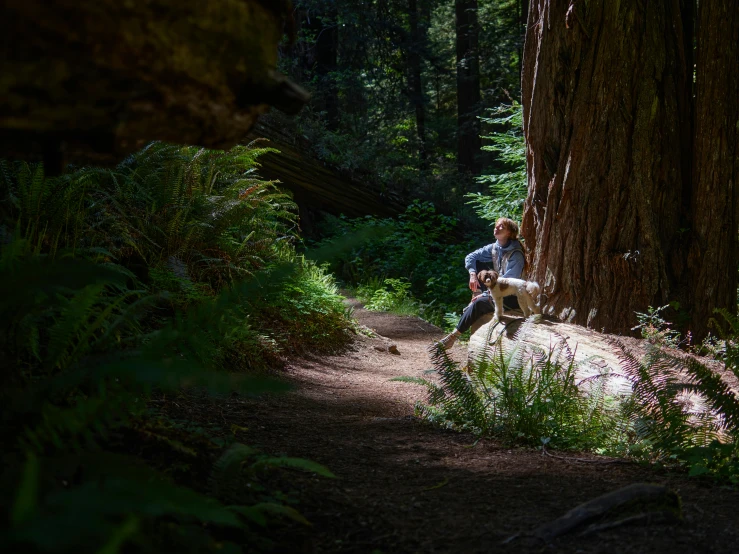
[518, 293, 532, 317]
[493, 295, 504, 320]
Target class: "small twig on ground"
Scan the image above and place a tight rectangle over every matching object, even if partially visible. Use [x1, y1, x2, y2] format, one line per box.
[541, 445, 631, 465]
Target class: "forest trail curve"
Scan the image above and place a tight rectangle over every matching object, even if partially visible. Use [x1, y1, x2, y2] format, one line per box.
[234, 298, 739, 553]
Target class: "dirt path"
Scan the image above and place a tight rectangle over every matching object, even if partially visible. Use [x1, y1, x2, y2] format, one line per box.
[233, 298, 739, 553]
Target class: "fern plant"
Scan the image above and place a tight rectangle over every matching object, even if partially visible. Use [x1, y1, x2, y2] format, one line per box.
[397, 322, 617, 449]
[615, 312, 739, 480]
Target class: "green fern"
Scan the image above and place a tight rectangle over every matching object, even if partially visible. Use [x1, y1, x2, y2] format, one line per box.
[401, 325, 615, 448]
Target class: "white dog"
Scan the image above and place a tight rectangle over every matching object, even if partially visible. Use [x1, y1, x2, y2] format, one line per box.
[477, 269, 541, 320]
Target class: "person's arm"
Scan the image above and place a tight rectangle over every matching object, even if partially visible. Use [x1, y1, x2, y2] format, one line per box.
[464, 244, 493, 272]
[465, 244, 493, 291]
[502, 250, 525, 279]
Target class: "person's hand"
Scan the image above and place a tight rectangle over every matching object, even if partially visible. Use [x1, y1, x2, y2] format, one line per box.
[469, 272, 479, 291]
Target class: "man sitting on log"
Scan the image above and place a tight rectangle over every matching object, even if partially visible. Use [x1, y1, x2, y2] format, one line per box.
[432, 217, 525, 351]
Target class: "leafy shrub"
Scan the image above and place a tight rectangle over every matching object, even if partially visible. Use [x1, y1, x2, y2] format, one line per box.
[314, 200, 481, 326]
[363, 278, 419, 316]
[632, 304, 685, 349]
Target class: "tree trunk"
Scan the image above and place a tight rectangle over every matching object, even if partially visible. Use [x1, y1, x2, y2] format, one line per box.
[408, 0, 428, 169]
[519, 0, 529, 76]
[688, 0, 739, 339]
[521, 0, 691, 333]
[456, 0, 481, 174]
[308, 8, 339, 130]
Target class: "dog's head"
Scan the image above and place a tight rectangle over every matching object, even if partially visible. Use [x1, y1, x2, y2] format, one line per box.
[477, 269, 499, 288]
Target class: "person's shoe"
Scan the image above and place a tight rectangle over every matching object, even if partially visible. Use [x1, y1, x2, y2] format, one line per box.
[434, 332, 459, 351]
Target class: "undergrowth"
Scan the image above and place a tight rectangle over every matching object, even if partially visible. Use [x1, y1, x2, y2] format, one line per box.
[0, 146, 354, 552]
[395, 321, 623, 451]
[312, 200, 480, 328]
[398, 310, 739, 484]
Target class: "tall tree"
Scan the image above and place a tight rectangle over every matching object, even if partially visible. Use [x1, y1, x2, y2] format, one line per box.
[522, 0, 739, 338]
[688, 0, 739, 339]
[408, 0, 428, 168]
[521, 0, 690, 333]
[308, 4, 339, 130]
[456, 0, 481, 174]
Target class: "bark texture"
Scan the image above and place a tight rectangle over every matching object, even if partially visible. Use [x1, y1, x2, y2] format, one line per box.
[0, 0, 306, 166]
[521, 0, 690, 333]
[455, 0, 482, 174]
[688, 1, 739, 339]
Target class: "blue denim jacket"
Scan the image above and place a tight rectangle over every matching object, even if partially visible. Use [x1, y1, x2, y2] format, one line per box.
[464, 239, 525, 279]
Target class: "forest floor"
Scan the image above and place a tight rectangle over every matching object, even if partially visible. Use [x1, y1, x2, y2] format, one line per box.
[221, 297, 739, 553]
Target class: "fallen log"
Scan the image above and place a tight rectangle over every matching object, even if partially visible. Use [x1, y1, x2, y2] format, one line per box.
[468, 312, 634, 397]
[246, 117, 405, 219]
[525, 483, 681, 541]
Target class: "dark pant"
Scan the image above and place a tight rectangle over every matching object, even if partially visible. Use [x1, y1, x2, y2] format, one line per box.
[456, 293, 520, 333]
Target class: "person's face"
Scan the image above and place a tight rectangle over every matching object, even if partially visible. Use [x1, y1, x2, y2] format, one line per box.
[494, 221, 511, 243]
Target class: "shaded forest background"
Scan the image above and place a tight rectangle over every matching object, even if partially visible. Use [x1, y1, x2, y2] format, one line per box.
[2, 1, 739, 553]
[274, 0, 526, 216]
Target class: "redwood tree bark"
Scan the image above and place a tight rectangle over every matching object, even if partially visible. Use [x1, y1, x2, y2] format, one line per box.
[521, 0, 691, 333]
[456, 0, 481, 174]
[688, 1, 739, 339]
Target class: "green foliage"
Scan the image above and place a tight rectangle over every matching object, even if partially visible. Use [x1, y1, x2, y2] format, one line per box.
[615, 309, 739, 481]
[362, 278, 419, 316]
[467, 103, 527, 223]
[314, 200, 480, 326]
[0, 146, 353, 552]
[399, 323, 620, 450]
[632, 304, 685, 349]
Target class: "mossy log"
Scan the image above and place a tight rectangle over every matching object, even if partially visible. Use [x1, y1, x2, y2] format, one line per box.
[247, 117, 405, 218]
[468, 312, 635, 397]
[1, 0, 308, 169]
[468, 312, 736, 420]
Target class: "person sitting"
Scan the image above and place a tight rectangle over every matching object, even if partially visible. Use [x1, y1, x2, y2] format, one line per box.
[433, 217, 525, 351]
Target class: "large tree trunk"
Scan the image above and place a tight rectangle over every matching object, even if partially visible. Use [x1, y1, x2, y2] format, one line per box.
[521, 0, 691, 333]
[688, 1, 739, 339]
[308, 7, 340, 131]
[455, 0, 482, 174]
[408, 0, 428, 169]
